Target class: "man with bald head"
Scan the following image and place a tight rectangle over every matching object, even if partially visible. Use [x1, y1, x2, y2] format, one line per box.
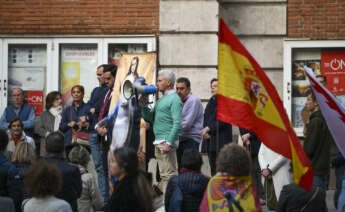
[0, 88, 35, 137]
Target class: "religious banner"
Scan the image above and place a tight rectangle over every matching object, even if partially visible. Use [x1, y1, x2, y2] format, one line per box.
[109, 52, 156, 112]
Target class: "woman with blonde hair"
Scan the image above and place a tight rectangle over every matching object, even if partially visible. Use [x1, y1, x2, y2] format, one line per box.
[12, 142, 36, 199]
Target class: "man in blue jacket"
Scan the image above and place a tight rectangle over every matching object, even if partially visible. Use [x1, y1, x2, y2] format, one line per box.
[0, 88, 35, 137]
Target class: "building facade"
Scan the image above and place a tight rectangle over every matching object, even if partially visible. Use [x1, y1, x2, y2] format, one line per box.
[1, 0, 344, 138]
[0, 0, 159, 114]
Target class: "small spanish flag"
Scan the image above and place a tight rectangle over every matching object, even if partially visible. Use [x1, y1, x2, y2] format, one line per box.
[217, 19, 313, 190]
[200, 173, 261, 212]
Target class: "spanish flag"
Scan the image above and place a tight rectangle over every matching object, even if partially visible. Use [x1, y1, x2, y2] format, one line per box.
[200, 173, 261, 212]
[217, 19, 313, 190]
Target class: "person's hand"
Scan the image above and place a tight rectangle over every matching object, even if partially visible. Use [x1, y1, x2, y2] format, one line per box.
[202, 128, 211, 139]
[241, 133, 251, 141]
[90, 108, 96, 114]
[241, 133, 251, 146]
[76, 121, 83, 128]
[202, 128, 208, 136]
[68, 121, 76, 127]
[162, 143, 171, 153]
[203, 133, 211, 139]
[79, 116, 86, 122]
[137, 146, 145, 163]
[96, 126, 107, 136]
[261, 169, 272, 179]
[139, 95, 149, 107]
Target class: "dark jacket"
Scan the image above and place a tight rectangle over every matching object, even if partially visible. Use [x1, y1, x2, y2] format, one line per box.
[303, 110, 331, 176]
[165, 172, 209, 212]
[13, 162, 30, 200]
[203, 95, 232, 152]
[45, 156, 82, 212]
[59, 102, 89, 146]
[276, 183, 326, 212]
[0, 154, 23, 212]
[87, 84, 108, 133]
[239, 128, 261, 158]
[105, 175, 143, 212]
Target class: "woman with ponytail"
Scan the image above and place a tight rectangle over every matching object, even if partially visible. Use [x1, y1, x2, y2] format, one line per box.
[105, 147, 154, 212]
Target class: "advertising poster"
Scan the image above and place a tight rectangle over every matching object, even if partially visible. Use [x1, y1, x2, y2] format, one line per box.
[61, 62, 80, 105]
[291, 60, 320, 129]
[25, 91, 44, 116]
[8, 67, 45, 91]
[60, 46, 98, 106]
[109, 52, 157, 112]
[321, 50, 345, 95]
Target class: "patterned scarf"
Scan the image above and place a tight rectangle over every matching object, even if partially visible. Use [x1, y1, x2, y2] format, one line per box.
[199, 172, 261, 212]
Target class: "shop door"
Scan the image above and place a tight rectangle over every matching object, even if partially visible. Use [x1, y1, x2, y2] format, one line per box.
[0, 40, 52, 117]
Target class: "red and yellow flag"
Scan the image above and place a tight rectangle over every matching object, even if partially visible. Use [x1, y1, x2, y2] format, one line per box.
[217, 19, 313, 190]
[200, 173, 261, 212]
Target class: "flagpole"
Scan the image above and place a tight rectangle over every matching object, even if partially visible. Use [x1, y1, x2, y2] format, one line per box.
[216, 14, 220, 155]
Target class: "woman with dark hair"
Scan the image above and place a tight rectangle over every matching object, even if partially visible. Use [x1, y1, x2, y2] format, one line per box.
[200, 144, 261, 212]
[35, 91, 63, 156]
[59, 85, 89, 156]
[105, 147, 153, 212]
[68, 145, 104, 212]
[12, 142, 36, 200]
[22, 159, 72, 212]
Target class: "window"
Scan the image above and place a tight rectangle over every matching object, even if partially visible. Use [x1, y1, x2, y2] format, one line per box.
[284, 40, 345, 136]
[0, 37, 156, 114]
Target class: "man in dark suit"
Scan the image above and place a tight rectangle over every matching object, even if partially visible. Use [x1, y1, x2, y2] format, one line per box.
[95, 64, 117, 201]
[45, 132, 82, 212]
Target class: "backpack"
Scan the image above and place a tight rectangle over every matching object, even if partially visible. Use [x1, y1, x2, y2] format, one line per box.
[168, 179, 183, 212]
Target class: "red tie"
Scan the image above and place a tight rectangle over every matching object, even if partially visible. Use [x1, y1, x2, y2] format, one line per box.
[98, 90, 112, 121]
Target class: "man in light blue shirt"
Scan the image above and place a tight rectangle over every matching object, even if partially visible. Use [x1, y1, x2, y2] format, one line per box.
[176, 77, 203, 171]
[0, 88, 35, 137]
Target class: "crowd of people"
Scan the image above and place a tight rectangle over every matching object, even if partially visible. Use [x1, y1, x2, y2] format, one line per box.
[0, 61, 343, 212]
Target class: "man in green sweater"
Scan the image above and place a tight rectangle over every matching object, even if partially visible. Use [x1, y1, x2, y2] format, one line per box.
[142, 70, 182, 194]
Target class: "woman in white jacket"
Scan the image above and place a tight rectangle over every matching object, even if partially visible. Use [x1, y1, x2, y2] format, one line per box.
[258, 142, 292, 199]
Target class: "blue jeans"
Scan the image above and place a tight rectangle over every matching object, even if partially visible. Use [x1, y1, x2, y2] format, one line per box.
[312, 175, 328, 212]
[177, 138, 199, 172]
[89, 132, 108, 201]
[334, 165, 345, 208]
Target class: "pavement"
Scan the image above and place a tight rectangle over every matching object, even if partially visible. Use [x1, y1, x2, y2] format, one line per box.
[93, 153, 338, 212]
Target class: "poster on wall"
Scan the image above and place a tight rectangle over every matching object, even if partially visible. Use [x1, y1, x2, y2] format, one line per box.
[108, 52, 156, 113]
[8, 68, 45, 91]
[291, 60, 321, 129]
[60, 46, 98, 106]
[25, 91, 44, 116]
[8, 46, 46, 67]
[321, 50, 345, 95]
